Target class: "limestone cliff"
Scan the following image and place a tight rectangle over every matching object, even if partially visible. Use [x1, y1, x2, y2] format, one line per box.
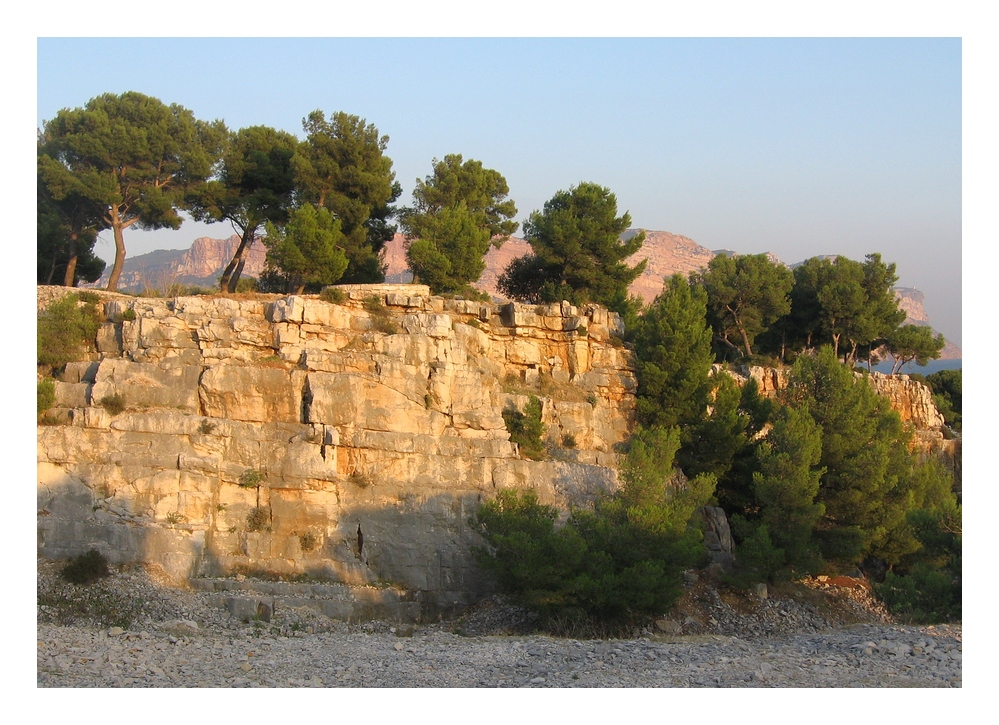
[37, 285, 636, 615]
[37, 285, 957, 619]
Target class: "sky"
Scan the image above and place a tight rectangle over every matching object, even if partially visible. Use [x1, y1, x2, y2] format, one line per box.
[36, 35, 963, 348]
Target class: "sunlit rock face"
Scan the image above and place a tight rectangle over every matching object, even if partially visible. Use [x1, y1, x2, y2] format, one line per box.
[37, 285, 636, 614]
[36, 284, 955, 616]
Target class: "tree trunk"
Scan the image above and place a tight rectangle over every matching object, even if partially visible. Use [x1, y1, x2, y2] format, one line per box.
[105, 215, 128, 292]
[45, 252, 57, 285]
[844, 341, 858, 368]
[62, 233, 79, 287]
[738, 326, 753, 359]
[220, 225, 256, 293]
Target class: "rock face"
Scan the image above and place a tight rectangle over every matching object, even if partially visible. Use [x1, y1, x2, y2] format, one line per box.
[895, 287, 930, 326]
[37, 285, 636, 616]
[625, 230, 716, 304]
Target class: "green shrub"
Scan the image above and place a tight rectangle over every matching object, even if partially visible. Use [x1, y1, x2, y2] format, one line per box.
[37, 293, 102, 373]
[246, 507, 269, 532]
[119, 308, 137, 322]
[725, 519, 790, 588]
[472, 426, 715, 628]
[299, 531, 319, 552]
[873, 505, 961, 623]
[99, 393, 126, 416]
[76, 291, 101, 304]
[320, 287, 347, 304]
[239, 469, 265, 488]
[875, 563, 961, 623]
[163, 283, 214, 297]
[502, 395, 546, 460]
[925, 369, 961, 432]
[562, 433, 577, 449]
[350, 472, 372, 488]
[38, 378, 56, 418]
[235, 277, 259, 293]
[364, 295, 398, 333]
[60, 549, 111, 585]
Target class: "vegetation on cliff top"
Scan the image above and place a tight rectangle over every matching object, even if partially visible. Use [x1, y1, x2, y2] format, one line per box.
[401, 154, 518, 297]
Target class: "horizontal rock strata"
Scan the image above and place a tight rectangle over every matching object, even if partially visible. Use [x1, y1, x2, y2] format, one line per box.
[38, 286, 636, 616]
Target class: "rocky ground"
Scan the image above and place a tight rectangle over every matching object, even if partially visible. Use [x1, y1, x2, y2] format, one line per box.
[36, 559, 961, 688]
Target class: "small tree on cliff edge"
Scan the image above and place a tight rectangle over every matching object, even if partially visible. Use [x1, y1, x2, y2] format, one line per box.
[497, 182, 645, 315]
[886, 324, 945, 375]
[188, 125, 299, 293]
[400, 154, 517, 294]
[294, 110, 401, 283]
[262, 205, 349, 294]
[692, 253, 793, 360]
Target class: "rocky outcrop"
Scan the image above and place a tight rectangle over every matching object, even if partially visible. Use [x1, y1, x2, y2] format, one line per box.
[37, 285, 636, 616]
[36, 283, 958, 618]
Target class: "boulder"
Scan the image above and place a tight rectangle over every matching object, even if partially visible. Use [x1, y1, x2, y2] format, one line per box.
[701, 506, 735, 570]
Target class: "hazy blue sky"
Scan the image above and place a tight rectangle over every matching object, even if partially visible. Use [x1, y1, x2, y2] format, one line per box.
[37, 37, 962, 347]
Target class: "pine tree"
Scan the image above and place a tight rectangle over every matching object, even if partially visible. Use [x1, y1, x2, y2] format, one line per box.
[632, 274, 714, 430]
[782, 347, 918, 565]
[497, 182, 645, 311]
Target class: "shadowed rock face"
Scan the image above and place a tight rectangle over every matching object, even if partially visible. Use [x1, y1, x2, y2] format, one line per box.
[37, 285, 637, 613]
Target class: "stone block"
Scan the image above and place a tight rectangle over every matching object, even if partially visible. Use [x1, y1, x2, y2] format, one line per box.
[508, 339, 542, 365]
[95, 324, 122, 355]
[109, 411, 201, 435]
[200, 365, 304, 423]
[138, 316, 198, 350]
[91, 359, 202, 411]
[226, 596, 275, 623]
[80, 407, 111, 429]
[306, 372, 444, 435]
[54, 381, 89, 408]
[61, 361, 100, 384]
[268, 296, 306, 323]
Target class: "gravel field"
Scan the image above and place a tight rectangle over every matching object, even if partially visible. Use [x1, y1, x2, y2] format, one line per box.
[36, 559, 961, 688]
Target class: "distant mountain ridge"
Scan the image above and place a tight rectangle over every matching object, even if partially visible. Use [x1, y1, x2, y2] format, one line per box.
[91, 231, 959, 358]
[94, 235, 267, 291]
